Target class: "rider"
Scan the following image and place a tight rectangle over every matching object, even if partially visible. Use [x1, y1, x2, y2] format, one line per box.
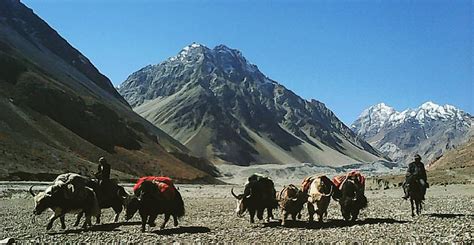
[402, 154, 429, 200]
[95, 156, 111, 186]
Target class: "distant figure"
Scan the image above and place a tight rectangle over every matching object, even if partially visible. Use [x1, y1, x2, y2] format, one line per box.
[95, 157, 111, 185]
[403, 154, 429, 200]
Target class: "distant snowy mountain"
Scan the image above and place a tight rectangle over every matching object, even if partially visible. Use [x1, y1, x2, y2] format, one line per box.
[119, 43, 384, 166]
[352, 102, 473, 164]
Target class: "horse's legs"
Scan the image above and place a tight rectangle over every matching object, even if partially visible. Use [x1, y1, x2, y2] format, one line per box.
[416, 200, 422, 215]
[410, 198, 415, 217]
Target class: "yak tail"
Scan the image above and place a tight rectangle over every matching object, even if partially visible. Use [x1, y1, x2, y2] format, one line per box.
[173, 190, 185, 218]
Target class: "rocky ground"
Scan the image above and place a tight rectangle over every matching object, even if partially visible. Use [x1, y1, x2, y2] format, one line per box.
[0, 183, 472, 243]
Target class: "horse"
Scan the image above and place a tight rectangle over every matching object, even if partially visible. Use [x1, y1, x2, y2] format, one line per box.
[408, 180, 425, 217]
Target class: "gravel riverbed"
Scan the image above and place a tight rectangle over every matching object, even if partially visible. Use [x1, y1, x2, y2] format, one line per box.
[0, 184, 472, 243]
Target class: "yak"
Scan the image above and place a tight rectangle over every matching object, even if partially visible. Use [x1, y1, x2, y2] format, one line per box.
[333, 172, 367, 221]
[30, 183, 100, 230]
[49, 173, 126, 226]
[302, 175, 340, 223]
[277, 184, 307, 226]
[123, 176, 185, 232]
[231, 174, 278, 223]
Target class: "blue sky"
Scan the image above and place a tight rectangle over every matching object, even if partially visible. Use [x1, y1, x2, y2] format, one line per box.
[22, 0, 473, 125]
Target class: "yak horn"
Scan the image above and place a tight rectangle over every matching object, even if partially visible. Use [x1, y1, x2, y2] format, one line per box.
[29, 186, 36, 197]
[231, 188, 240, 199]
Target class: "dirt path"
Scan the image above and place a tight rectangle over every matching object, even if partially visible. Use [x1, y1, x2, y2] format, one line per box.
[0, 184, 472, 243]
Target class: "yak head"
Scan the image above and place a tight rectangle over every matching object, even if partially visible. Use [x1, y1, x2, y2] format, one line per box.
[29, 186, 52, 215]
[121, 189, 140, 221]
[123, 181, 158, 220]
[231, 188, 249, 217]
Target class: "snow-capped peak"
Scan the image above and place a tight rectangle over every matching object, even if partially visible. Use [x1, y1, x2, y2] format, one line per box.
[169, 42, 208, 62]
[353, 101, 470, 132]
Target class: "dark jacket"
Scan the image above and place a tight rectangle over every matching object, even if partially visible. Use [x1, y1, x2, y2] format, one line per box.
[406, 161, 427, 182]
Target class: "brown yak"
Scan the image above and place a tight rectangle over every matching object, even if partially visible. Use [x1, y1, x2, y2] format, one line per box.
[302, 175, 340, 222]
[277, 184, 307, 226]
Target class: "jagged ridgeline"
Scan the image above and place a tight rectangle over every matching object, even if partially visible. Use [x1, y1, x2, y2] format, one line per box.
[352, 102, 473, 164]
[0, 0, 219, 182]
[119, 43, 384, 166]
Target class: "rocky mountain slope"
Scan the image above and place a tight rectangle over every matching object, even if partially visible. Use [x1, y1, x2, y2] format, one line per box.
[119, 43, 384, 166]
[351, 102, 473, 164]
[0, 0, 219, 182]
[429, 136, 473, 171]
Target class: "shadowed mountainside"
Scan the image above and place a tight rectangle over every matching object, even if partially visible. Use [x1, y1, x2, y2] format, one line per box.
[0, 0, 219, 182]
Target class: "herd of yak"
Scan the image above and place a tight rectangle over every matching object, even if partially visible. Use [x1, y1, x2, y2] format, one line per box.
[28, 172, 368, 232]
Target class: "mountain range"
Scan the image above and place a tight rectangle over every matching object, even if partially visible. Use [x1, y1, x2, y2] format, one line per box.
[0, 0, 219, 182]
[351, 102, 473, 164]
[119, 43, 384, 166]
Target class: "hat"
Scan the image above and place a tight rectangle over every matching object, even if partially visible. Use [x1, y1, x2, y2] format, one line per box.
[414, 154, 421, 160]
[99, 157, 107, 163]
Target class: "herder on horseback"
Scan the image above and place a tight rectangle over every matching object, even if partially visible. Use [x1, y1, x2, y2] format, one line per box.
[402, 154, 429, 200]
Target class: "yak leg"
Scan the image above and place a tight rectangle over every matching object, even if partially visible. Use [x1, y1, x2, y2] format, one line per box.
[249, 209, 256, 223]
[267, 207, 274, 220]
[74, 212, 83, 227]
[256, 209, 264, 220]
[173, 215, 179, 227]
[112, 204, 123, 223]
[60, 215, 66, 229]
[291, 213, 297, 221]
[341, 205, 351, 221]
[140, 213, 147, 232]
[281, 210, 288, 226]
[266, 208, 274, 222]
[160, 214, 170, 230]
[46, 212, 61, 230]
[147, 214, 157, 227]
[316, 209, 324, 222]
[96, 213, 101, 224]
[351, 208, 359, 221]
[83, 214, 92, 229]
[307, 203, 315, 222]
